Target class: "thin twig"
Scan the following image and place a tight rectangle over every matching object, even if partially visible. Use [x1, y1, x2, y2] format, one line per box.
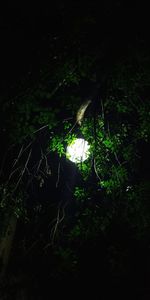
[12, 145, 24, 169]
[13, 149, 32, 193]
[50, 206, 65, 243]
[47, 78, 66, 99]
[33, 124, 49, 134]
[36, 159, 42, 174]
[50, 208, 60, 243]
[101, 98, 104, 119]
[56, 162, 61, 188]
[43, 153, 50, 174]
[21, 141, 33, 156]
[114, 152, 121, 165]
[93, 158, 101, 181]
[8, 166, 22, 182]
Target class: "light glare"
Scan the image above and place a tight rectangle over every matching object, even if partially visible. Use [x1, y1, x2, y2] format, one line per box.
[66, 138, 90, 163]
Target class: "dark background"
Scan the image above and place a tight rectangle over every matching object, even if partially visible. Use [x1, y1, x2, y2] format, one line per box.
[0, 1, 149, 90]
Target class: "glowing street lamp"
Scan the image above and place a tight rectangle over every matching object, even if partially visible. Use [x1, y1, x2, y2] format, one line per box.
[66, 138, 90, 163]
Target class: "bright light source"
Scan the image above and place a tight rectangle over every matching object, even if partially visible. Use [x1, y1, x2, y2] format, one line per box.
[66, 138, 90, 163]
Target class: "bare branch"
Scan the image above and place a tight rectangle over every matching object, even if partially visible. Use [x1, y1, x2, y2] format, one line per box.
[50, 205, 65, 244]
[101, 98, 104, 119]
[8, 167, 22, 183]
[12, 146, 24, 169]
[114, 152, 121, 165]
[93, 158, 101, 181]
[33, 124, 49, 134]
[13, 149, 32, 193]
[36, 159, 43, 174]
[56, 162, 61, 188]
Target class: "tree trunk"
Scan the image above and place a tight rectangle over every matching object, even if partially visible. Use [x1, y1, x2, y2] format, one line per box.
[0, 213, 17, 281]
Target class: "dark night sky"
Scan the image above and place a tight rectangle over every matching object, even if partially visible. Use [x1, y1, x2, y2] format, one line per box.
[0, 1, 149, 91]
